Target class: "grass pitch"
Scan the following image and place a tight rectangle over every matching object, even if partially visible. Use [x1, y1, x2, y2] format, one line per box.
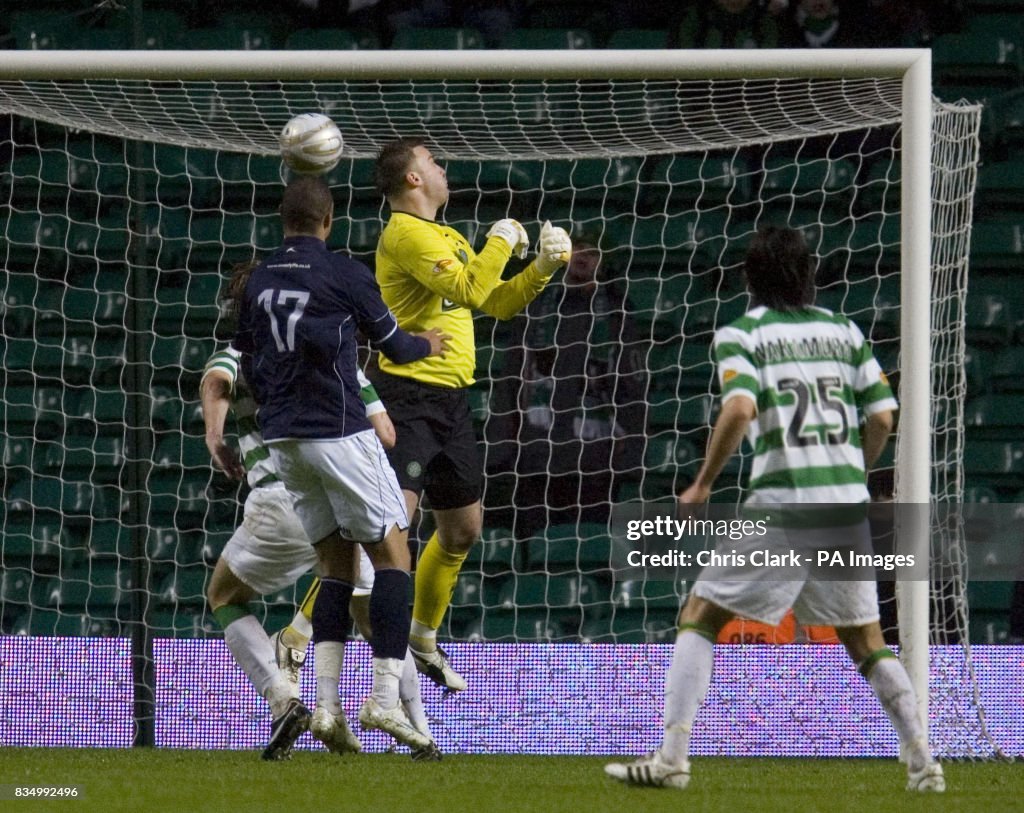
[0, 749, 1018, 813]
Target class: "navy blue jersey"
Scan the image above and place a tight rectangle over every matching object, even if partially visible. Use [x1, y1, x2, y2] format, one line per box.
[235, 235, 429, 441]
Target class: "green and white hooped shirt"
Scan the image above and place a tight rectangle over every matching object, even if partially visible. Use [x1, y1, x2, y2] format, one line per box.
[201, 345, 385, 491]
[713, 305, 898, 508]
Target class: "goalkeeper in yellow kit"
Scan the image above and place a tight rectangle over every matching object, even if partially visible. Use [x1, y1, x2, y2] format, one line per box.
[371, 137, 572, 689]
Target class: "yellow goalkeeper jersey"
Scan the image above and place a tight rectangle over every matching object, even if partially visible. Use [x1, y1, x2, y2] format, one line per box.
[375, 211, 553, 388]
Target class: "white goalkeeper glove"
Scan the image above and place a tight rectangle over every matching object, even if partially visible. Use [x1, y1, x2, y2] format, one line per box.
[535, 220, 572, 275]
[486, 218, 530, 259]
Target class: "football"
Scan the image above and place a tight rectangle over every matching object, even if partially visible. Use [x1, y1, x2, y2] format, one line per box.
[279, 113, 344, 175]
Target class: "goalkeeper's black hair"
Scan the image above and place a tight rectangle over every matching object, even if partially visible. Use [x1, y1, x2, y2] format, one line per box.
[743, 225, 816, 311]
[374, 136, 425, 198]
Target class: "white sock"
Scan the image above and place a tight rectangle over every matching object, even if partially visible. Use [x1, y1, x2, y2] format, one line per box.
[223, 615, 293, 718]
[661, 630, 714, 765]
[314, 641, 345, 715]
[400, 649, 431, 736]
[409, 621, 436, 650]
[370, 656, 404, 709]
[865, 656, 931, 772]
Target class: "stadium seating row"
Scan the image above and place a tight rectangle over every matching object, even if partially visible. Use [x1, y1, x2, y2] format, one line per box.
[7, 10, 672, 53]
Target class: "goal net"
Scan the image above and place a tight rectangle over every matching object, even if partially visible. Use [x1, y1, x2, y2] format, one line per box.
[0, 50, 995, 756]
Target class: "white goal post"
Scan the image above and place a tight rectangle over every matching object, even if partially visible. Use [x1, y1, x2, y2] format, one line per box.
[0, 48, 989, 756]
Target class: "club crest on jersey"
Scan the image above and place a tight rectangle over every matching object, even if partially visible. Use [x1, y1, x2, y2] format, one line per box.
[407, 461, 423, 478]
[431, 258, 454, 275]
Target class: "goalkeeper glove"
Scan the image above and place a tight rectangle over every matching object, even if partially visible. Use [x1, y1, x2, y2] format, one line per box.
[486, 218, 530, 259]
[535, 220, 572, 275]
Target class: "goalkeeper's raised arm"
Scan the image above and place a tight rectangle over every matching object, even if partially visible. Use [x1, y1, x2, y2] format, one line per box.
[368, 136, 570, 692]
[373, 136, 571, 388]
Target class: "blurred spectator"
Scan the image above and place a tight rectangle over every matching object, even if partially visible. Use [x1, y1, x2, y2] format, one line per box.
[501, 240, 648, 534]
[790, 0, 853, 48]
[841, 0, 930, 47]
[672, 0, 782, 49]
[460, 1, 521, 48]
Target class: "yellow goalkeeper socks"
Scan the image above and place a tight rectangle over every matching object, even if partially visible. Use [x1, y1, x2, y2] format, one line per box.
[280, 578, 320, 650]
[412, 532, 469, 636]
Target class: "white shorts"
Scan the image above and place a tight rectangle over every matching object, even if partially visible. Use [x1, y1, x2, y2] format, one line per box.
[692, 522, 881, 628]
[269, 429, 409, 547]
[221, 483, 319, 596]
[222, 482, 377, 595]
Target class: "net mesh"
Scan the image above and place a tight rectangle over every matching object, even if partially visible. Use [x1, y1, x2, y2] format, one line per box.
[0, 74, 992, 756]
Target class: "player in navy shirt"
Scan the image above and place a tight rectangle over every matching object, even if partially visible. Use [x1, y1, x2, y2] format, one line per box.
[235, 176, 449, 756]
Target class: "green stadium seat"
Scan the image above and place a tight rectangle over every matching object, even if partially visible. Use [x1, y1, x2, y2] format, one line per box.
[10, 11, 68, 50]
[1, 385, 68, 440]
[542, 157, 642, 207]
[1, 435, 34, 484]
[42, 562, 134, 612]
[966, 295, 1015, 346]
[154, 271, 224, 335]
[0, 568, 36, 608]
[606, 28, 669, 49]
[503, 28, 593, 49]
[1, 271, 40, 333]
[990, 346, 1024, 391]
[460, 527, 519, 571]
[611, 579, 685, 610]
[644, 433, 700, 475]
[59, 284, 130, 328]
[646, 391, 715, 432]
[391, 27, 483, 49]
[462, 610, 574, 642]
[157, 566, 210, 608]
[154, 433, 214, 472]
[178, 26, 277, 51]
[451, 572, 505, 610]
[497, 573, 603, 612]
[964, 394, 1024, 440]
[321, 159, 377, 191]
[110, 9, 185, 49]
[44, 435, 126, 484]
[647, 154, 753, 212]
[8, 478, 122, 521]
[0, 519, 82, 573]
[3, 211, 68, 268]
[579, 617, 632, 643]
[214, 153, 283, 207]
[963, 441, 1024, 482]
[147, 526, 203, 571]
[11, 609, 119, 638]
[976, 158, 1024, 213]
[147, 609, 219, 638]
[760, 156, 856, 214]
[150, 336, 215, 389]
[579, 612, 653, 644]
[328, 216, 383, 254]
[285, 28, 380, 50]
[528, 522, 614, 573]
[969, 222, 1024, 270]
[931, 15, 1023, 89]
[148, 472, 210, 524]
[72, 28, 130, 50]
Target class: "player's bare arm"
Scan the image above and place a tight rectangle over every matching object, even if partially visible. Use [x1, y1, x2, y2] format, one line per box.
[200, 368, 245, 481]
[678, 395, 756, 508]
[860, 409, 895, 470]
